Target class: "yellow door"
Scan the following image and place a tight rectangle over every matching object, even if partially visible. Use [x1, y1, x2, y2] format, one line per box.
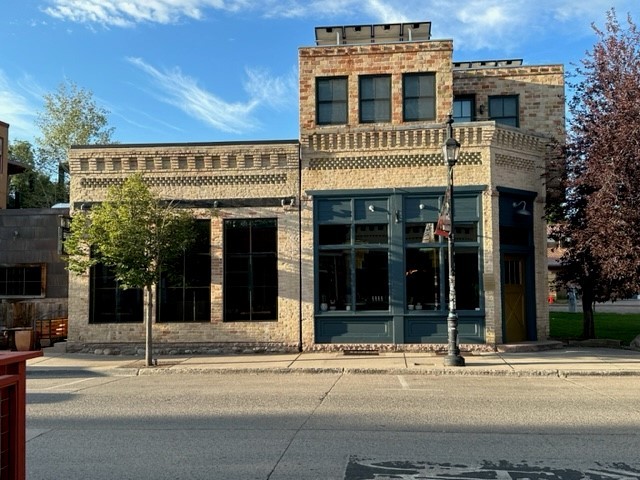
[504, 255, 527, 342]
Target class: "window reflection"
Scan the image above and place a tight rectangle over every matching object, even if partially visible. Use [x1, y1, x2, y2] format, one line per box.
[90, 263, 143, 323]
[444, 249, 480, 310]
[319, 225, 350, 245]
[355, 250, 389, 310]
[224, 219, 278, 321]
[455, 250, 480, 310]
[405, 248, 440, 310]
[355, 224, 388, 244]
[319, 251, 351, 311]
[158, 220, 211, 323]
[316, 199, 481, 316]
[405, 221, 480, 312]
[318, 249, 389, 311]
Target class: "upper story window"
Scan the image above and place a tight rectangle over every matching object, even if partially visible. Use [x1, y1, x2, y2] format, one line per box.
[359, 75, 391, 123]
[316, 77, 348, 125]
[403, 73, 436, 121]
[489, 95, 519, 127]
[453, 95, 475, 123]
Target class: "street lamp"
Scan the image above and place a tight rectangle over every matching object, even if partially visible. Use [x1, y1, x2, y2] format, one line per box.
[442, 114, 465, 367]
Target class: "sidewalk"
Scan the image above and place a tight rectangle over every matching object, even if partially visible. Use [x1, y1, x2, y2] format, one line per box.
[25, 343, 640, 377]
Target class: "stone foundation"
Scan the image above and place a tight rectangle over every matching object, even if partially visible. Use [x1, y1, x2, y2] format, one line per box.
[65, 341, 301, 356]
[65, 341, 496, 356]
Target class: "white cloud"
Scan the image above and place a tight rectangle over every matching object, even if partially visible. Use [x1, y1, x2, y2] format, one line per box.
[243, 66, 298, 111]
[127, 57, 296, 134]
[0, 71, 41, 141]
[43, 0, 231, 27]
[361, 0, 408, 23]
[550, 0, 634, 23]
[441, 1, 523, 51]
[42, 0, 636, 53]
[106, 102, 186, 137]
[406, 0, 637, 54]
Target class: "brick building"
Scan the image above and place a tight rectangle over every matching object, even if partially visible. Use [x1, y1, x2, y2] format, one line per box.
[66, 22, 564, 353]
[1, 120, 69, 329]
[0, 121, 8, 209]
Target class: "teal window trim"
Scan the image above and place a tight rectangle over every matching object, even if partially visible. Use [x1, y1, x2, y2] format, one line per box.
[314, 190, 485, 318]
[404, 193, 483, 313]
[316, 197, 391, 313]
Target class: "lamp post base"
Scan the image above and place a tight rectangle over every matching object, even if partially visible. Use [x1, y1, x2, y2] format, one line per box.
[443, 354, 466, 367]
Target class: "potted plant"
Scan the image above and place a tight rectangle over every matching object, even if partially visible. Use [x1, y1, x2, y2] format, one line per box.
[11, 303, 34, 351]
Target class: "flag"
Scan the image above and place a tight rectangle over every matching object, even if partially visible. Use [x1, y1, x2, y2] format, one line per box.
[435, 186, 451, 238]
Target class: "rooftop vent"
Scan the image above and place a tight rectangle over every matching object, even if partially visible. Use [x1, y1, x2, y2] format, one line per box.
[315, 22, 431, 46]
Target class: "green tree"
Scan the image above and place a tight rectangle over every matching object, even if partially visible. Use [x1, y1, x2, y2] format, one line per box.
[35, 80, 115, 202]
[8, 140, 58, 208]
[65, 174, 196, 366]
[551, 10, 640, 338]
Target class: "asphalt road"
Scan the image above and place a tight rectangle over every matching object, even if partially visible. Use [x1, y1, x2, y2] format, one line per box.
[26, 371, 640, 479]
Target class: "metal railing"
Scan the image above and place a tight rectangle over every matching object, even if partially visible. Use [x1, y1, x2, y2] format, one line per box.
[0, 351, 42, 479]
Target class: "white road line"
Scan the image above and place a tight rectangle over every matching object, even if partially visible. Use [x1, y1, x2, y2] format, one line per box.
[33, 377, 96, 390]
[398, 375, 410, 389]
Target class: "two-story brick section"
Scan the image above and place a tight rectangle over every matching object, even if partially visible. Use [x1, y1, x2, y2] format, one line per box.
[67, 21, 564, 354]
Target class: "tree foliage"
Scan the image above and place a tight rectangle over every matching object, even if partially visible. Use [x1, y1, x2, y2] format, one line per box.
[551, 10, 640, 338]
[8, 140, 58, 208]
[35, 80, 115, 199]
[65, 174, 196, 365]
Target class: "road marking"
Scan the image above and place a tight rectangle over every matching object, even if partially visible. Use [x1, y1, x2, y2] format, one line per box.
[345, 457, 640, 480]
[30, 377, 96, 391]
[397, 375, 410, 389]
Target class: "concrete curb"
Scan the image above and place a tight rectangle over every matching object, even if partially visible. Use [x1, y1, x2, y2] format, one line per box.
[125, 366, 640, 377]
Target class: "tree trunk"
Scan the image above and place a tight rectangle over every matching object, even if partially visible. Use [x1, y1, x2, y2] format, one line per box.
[145, 285, 154, 367]
[57, 163, 66, 204]
[581, 287, 596, 339]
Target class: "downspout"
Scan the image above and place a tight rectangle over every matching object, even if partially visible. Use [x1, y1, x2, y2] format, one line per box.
[297, 143, 303, 352]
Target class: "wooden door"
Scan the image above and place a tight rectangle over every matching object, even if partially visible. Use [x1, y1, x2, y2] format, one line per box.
[504, 255, 527, 342]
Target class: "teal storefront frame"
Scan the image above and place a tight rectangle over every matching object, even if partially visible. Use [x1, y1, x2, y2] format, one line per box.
[311, 186, 486, 345]
[498, 187, 538, 343]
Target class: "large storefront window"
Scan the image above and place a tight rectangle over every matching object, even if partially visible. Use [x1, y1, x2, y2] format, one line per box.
[404, 221, 480, 311]
[314, 192, 483, 344]
[224, 219, 278, 321]
[158, 220, 211, 323]
[90, 263, 143, 324]
[318, 202, 390, 312]
[405, 246, 440, 310]
[89, 221, 211, 324]
[453, 247, 480, 310]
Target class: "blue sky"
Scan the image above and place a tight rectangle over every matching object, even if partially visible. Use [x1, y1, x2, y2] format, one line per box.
[1, 0, 638, 145]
